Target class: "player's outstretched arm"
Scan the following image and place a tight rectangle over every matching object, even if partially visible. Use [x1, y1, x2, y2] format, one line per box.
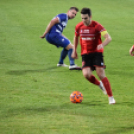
[71, 36, 79, 59]
[40, 18, 59, 38]
[129, 45, 134, 56]
[97, 32, 112, 50]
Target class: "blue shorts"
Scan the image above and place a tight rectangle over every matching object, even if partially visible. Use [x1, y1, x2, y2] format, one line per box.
[45, 33, 70, 48]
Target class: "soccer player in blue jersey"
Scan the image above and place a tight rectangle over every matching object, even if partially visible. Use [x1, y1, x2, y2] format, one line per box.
[40, 7, 81, 70]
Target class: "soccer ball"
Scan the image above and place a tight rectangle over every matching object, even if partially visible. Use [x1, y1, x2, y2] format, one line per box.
[70, 91, 83, 103]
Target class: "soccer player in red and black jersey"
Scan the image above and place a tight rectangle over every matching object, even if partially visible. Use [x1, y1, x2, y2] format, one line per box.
[129, 45, 134, 56]
[72, 7, 116, 104]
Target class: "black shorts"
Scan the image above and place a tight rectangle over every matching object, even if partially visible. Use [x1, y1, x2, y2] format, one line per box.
[82, 52, 106, 70]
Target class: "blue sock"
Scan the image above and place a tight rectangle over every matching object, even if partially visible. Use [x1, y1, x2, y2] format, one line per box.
[68, 48, 75, 65]
[58, 48, 68, 64]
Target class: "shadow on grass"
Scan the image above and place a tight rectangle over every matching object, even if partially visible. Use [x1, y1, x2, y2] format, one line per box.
[2, 59, 44, 66]
[0, 101, 105, 120]
[6, 66, 65, 75]
[97, 126, 134, 134]
[1, 104, 134, 134]
[108, 70, 134, 77]
[82, 101, 105, 106]
[115, 101, 134, 107]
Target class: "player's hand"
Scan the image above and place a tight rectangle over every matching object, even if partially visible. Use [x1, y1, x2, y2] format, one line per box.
[97, 44, 103, 50]
[40, 35, 45, 39]
[71, 51, 78, 59]
[40, 32, 47, 39]
[129, 45, 134, 56]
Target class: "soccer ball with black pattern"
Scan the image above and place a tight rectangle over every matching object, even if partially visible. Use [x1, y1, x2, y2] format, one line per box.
[70, 91, 83, 103]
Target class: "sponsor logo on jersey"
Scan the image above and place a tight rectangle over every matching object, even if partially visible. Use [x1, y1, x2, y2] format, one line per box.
[58, 25, 62, 30]
[82, 37, 95, 40]
[56, 29, 61, 33]
[62, 21, 67, 27]
[84, 29, 89, 33]
[80, 29, 89, 33]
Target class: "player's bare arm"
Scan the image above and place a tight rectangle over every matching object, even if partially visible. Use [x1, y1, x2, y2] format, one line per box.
[40, 18, 60, 38]
[97, 32, 112, 50]
[71, 36, 79, 59]
[129, 45, 134, 56]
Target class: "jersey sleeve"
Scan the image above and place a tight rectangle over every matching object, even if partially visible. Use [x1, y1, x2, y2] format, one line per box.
[57, 14, 67, 23]
[95, 23, 106, 33]
[75, 25, 80, 37]
[101, 31, 108, 36]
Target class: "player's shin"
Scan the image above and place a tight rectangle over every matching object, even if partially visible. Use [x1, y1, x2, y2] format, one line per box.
[88, 75, 100, 85]
[68, 48, 75, 65]
[101, 77, 113, 97]
[58, 48, 68, 64]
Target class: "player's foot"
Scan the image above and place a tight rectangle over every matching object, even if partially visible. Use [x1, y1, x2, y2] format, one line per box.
[69, 65, 82, 70]
[109, 96, 116, 104]
[99, 81, 107, 95]
[57, 63, 69, 67]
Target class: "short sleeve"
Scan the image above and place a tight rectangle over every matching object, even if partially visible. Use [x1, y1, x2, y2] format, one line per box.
[75, 25, 79, 37]
[57, 14, 67, 23]
[95, 23, 106, 33]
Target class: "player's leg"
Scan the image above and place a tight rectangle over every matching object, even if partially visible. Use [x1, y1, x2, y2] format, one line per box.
[45, 33, 70, 67]
[65, 44, 74, 65]
[94, 52, 113, 96]
[82, 67, 100, 85]
[82, 54, 100, 86]
[95, 52, 116, 104]
[65, 44, 81, 70]
[54, 33, 71, 66]
[57, 43, 81, 69]
[57, 48, 69, 67]
[96, 67, 112, 96]
[96, 67, 115, 104]
[46, 33, 81, 69]
[56, 35, 81, 70]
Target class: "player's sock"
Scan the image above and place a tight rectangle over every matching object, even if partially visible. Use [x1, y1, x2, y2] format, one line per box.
[101, 77, 113, 97]
[68, 48, 75, 65]
[88, 75, 100, 86]
[58, 48, 68, 64]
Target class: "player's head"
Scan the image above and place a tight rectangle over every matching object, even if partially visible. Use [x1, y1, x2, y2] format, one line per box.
[81, 8, 92, 26]
[67, 7, 79, 19]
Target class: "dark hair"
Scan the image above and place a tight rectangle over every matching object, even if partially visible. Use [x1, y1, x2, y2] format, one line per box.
[81, 8, 91, 17]
[69, 7, 79, 12]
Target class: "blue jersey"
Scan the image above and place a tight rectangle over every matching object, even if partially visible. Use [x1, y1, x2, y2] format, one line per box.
[50, 13, 68, 33]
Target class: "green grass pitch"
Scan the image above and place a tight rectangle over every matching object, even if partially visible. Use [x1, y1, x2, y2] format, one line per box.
[0, 0, 134, 134]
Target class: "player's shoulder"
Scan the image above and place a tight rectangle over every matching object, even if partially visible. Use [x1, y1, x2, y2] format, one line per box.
[75, 22, 84, 28]
[56, 13, 68, 21]
[92, 20, 104, 29]
[92, 20, 101, 26]
[57, 13, 67, 17]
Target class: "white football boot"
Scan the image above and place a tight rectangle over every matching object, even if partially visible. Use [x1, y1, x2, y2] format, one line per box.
[57, 63, 69, 67]
[109, 96, 116, 104]
[69, 65, 81, 70]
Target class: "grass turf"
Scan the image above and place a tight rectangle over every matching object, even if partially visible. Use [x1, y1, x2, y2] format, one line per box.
[0, 0, 134, 134]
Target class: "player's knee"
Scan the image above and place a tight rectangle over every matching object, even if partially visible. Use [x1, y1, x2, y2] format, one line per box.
[97, 71, 105, 80]
[98, 75, 105, 80]
[83, 72, 91, 79]
[65, 44, 73, 50]
[96, 68, 105, 79]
